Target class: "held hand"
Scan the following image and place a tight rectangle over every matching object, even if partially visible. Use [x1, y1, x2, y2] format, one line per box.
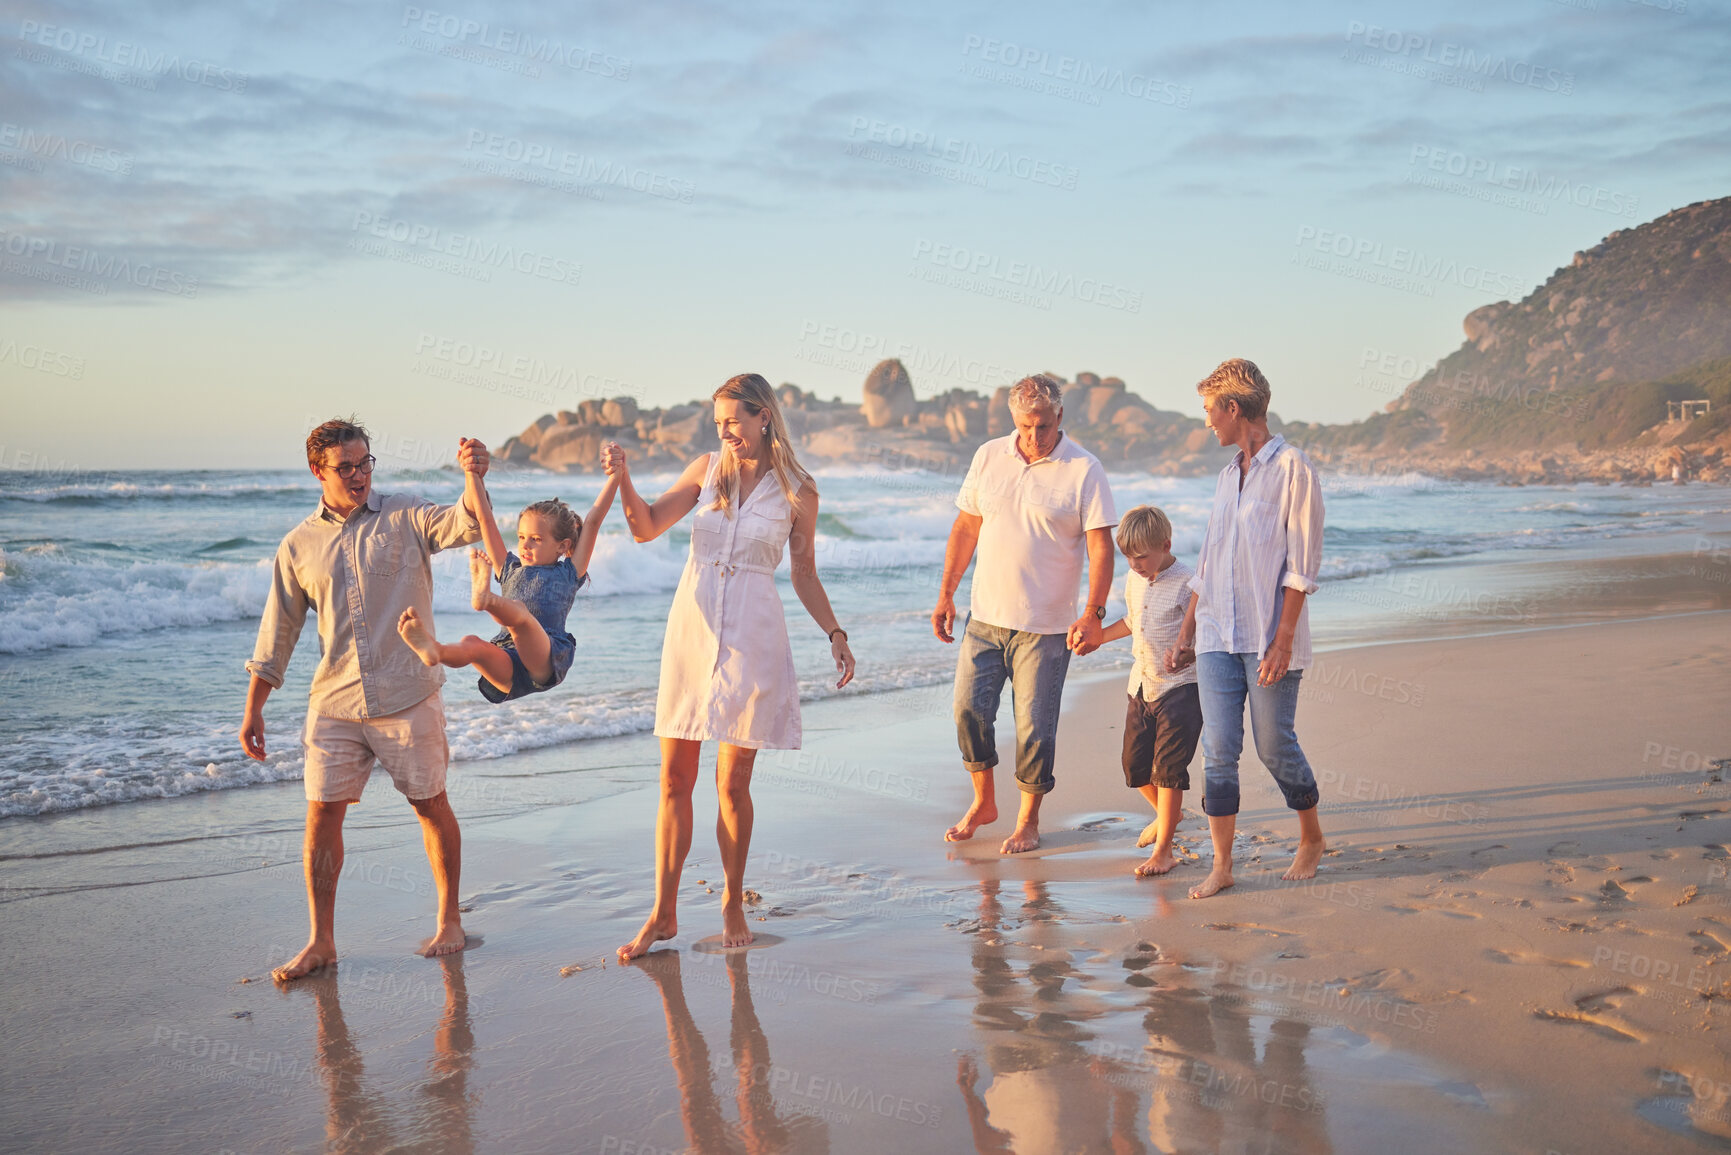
[1162, 644, 1196, 674]
[458, 438, 490, 477]
[832, 637, 856, 689]
[931, 595, 957, 644]
[1067, 614, 1103, 656]
[601, 441, 628, 478]
[240, 711, 266, 761]
[1258, 638, 1293, 687]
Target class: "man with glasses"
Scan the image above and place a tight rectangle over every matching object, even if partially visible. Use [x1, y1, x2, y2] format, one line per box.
[241, 417, 491, 981]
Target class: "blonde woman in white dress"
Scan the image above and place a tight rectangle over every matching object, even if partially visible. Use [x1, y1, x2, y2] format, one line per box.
[606, 373, 856, 961]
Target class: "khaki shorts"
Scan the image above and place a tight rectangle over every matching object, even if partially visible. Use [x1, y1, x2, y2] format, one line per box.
[302, 691, 449, 803]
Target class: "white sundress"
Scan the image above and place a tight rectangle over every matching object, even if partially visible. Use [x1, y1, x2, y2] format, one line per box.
[654, 454, 802, 749]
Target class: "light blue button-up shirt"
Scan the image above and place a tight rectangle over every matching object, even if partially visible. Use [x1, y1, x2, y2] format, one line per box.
[1188, 435, 1325, 667]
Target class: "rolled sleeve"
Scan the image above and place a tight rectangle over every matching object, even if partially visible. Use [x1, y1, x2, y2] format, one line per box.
[416, 498, 482, 553]
[246, 544, 309, 688]
[1080, 461, 1118, 531]
[1282, 461, 1325, 596]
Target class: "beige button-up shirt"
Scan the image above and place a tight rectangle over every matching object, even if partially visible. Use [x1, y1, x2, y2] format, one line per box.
[246, 491, 481, 720]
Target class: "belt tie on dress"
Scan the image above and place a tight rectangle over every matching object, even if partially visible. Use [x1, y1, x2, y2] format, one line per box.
[705, 559, 776, 576]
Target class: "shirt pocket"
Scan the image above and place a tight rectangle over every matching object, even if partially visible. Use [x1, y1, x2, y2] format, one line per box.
[360, 533, 408, 576]
[1239, 498, 1281, 543]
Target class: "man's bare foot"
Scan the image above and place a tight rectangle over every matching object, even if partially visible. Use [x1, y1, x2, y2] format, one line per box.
[1188, 867, 1234, 899]
[618, 914, 677, 962]
[422, 920, 466, 957]
[1281, 839, 1326, 881]
[469, 550, 499, 614]
[273, 940, 336, 983]
[721, 899, 755, 949]
[398, 608, 442, 667]
[999, 824, 1040, 854]
[1135, 848, 1179, 877]
[1136, 818, 1160, 848]
[945, 800, 998, 842]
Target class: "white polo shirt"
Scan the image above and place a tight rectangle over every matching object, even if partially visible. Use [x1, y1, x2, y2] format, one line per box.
[956, 432, 1118, 635]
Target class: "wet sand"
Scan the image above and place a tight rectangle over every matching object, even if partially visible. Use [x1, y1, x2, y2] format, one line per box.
[2, 564, 1730, 1153]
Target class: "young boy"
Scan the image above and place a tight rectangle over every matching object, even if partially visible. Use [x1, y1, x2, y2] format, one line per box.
[1098, 505, 1202, 877]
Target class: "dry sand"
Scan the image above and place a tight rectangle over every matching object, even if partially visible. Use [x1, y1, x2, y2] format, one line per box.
[1, 590, 1729, 1152]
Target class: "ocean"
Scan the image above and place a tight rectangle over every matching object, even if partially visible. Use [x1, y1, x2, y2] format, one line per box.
[0, 462, 1722, 818]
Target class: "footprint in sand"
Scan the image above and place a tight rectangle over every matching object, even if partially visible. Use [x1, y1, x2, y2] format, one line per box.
[1484, 947, 1587, 967]
[1548, 840, 1582, 858]
[1387, 902, 1481, 920]
[1688, 926, 1731, 958]
[1201, 922, 1295, 937]
[1532, 987, 1643, 1042]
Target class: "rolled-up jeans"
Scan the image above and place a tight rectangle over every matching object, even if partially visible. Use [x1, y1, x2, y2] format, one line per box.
[953, 616, 1072, 795]
[1196, 651, 1320, 817]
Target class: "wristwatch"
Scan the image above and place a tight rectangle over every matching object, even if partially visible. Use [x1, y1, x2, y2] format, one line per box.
[1086, 605, 1105, 620]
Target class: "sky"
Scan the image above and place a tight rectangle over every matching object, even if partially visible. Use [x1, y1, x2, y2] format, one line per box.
[2, 0, 1727, 470]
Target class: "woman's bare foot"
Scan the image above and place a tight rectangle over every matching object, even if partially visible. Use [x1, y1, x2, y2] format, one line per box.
[469, 549, 499, 613]
[999, 823, 1040, 854]
[1281, 838, 1326, 881]
[1188, 866, 1234, 899]
[1136, 818, 1160, 848]
[945, 800, 998, 842]
[1135, 848, 1179, 877]
[398, 608, 443, 667]
[618, 914, 677, 962]
[273, 939, 337, 983]
[422, 919, 467, 957]
[721, 898, 755, 949]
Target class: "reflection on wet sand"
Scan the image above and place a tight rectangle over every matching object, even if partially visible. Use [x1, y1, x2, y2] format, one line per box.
[955, 877, 1335, 1155]
[637, 950, 828, 1154]
[304, 954, 475, 1155]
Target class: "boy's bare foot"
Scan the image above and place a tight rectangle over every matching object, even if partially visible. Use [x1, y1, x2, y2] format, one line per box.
[1281, 839, 1326, 881]
[1000, 823, 1040, 854]
[1136, 818, 1160, 848]
[1135, 848, 1179, 877]
[469, 550, 499, 613]
[422, 920, 467, 957]
[945, 801, 998, 842]
[1188, 867, 1234, 899]
[273, 939, 337, 983]
[618, 914, 677, 962]
[398, 608, 442, 667]
[721, 898, 755, 949]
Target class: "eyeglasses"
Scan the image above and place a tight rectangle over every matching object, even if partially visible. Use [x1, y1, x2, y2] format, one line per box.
[324, 455, 376, 479]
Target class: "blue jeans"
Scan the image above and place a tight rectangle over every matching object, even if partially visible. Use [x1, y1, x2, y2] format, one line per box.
[1196, 651, 1320, 817]
[953, 617, 1072, 795]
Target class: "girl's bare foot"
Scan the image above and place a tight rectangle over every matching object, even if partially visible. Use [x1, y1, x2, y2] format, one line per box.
[273, 939, 337, 983]
[1282, 838, 1326, 881]
[618, 914, 676, 962]
[1188, 866, 1234, 899]
[398, 608, 442, 667]
[945, 800, 997, 841]
[1135, 848, 1179, 877]
[721, 898, 755, 949]
[469, 550, 499, 613]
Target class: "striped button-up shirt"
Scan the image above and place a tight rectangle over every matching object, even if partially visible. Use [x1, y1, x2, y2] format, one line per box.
[1188, 435, 1325, 667]
[1126, 558, 1198, 700]
[246, 491, 481, 719]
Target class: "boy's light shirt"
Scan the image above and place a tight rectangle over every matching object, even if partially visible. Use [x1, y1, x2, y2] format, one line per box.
[1125, 558, 1198, 700]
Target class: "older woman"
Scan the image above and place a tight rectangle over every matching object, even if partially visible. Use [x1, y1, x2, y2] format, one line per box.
[606, 373, 855, 960]
[1168, 359, 1326, 899]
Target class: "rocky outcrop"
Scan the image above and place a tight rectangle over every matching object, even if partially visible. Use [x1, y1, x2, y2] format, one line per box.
[861, 359, 917, 428]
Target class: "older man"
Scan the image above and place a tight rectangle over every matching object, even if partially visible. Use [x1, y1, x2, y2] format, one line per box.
[932, 374, 1118, 853]
[240, 418, 489, 981]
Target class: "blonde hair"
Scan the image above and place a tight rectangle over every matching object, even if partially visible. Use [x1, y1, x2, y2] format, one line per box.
[520, 498, 579, 553]
[1196, 358, 1271, 421]
[709, 373, 814, 517]
[1116, 505, 1173, 556]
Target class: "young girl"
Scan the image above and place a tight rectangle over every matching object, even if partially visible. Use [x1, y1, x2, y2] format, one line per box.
[398, 464, 618, 701]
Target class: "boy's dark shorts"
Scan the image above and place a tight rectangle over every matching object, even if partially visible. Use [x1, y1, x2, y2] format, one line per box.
[1121, 682, 1202, 790]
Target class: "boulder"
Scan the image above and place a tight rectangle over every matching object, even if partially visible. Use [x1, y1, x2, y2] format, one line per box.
[498, 436, 534, 464]
[577, 399, 607, 426]
[601, 396, 639, 427]
[517, 413, 556, 450]
[945, 399, 987, 442]
[1083, 385, 1128, 427]
[987, 386, 1013, 435]
[1074, 371, 1101, 389]
[861, 359, 917, 428]
[534, 425, 609, 472]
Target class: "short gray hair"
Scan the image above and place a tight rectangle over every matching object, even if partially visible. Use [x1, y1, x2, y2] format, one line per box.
[1196, 358, 1271, 421]
[1008, 373, 1063, 414]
